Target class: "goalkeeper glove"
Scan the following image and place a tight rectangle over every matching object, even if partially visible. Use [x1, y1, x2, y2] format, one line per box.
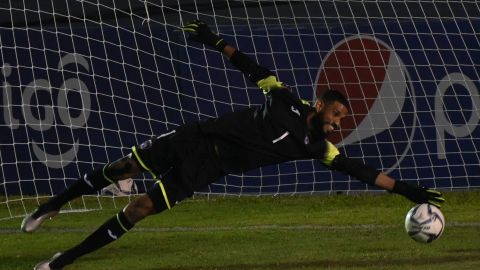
[182, 20, 227, 52]
[392, 181, 445, 208]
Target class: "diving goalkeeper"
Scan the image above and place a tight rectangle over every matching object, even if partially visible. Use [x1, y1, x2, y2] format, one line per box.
[25, 20, 445, 270]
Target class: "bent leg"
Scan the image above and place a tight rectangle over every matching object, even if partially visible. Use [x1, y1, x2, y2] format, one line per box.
[22, 154, 143, 233]
[123, 193, 157, 224]
[85, 154, 142, 190]
[46, 170, 189, 269]
[51, 155, 141, 208]
[48, 194, 156, 269]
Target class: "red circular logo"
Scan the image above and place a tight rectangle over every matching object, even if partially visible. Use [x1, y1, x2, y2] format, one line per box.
[315, 36, 416, 172]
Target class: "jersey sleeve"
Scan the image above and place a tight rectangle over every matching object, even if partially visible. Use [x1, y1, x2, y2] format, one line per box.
[319, 140, 380, 185]
[229, 50, 287, 94]
[319, 140, 340, 167]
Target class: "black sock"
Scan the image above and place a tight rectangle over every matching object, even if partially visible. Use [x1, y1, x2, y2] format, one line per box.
[49, 210, 134, 268]
[31, 180, 94, 219]
[34, 165, 115, 217]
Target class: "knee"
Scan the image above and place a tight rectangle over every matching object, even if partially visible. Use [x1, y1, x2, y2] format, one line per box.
[124, 195, 157, 224]
[107, 155, 141, 180]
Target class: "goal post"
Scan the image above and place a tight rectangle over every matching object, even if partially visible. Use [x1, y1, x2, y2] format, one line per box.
[1, 1, 479, 219]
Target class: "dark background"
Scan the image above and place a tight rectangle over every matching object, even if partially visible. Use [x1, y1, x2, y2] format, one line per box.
[1, 1, 479, 195]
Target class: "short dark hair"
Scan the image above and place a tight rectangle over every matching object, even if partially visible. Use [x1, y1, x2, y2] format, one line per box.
[318, 89, 350, 112]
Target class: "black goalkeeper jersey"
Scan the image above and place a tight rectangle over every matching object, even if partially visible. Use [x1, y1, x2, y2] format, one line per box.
[195, 49, 343, 174]
[133, 48, 380, 203]
[134, 49, 379, 197]
[200, 88, 329, 174]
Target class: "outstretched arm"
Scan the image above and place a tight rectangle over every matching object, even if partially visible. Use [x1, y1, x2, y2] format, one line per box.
[376, 172, 444, 209]
[329, 154, 445, 208]
[321, 141, 444, 207]
[182, 20, 284, 94]
[221, 44, 236, 58]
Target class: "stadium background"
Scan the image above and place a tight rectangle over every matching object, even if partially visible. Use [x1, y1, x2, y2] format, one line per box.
[1, 1, 479, 196]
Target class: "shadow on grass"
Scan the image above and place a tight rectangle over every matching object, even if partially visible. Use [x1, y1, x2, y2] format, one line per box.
[145, 253, 480, 270]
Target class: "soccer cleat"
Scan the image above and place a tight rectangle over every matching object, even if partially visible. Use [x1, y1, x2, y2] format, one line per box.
[34, 252, 63, 270]
[21, 208, 59, 233]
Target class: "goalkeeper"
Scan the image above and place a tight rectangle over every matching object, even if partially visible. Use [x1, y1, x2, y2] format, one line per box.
[26, 20, 445, 270]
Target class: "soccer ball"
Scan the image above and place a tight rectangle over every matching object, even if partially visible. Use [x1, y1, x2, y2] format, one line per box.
[405, 203, 445, 243]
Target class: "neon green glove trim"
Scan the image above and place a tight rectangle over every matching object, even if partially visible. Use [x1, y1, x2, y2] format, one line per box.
[257, 75, 284, 94]
[215, 39, 225, 46]
[182, 27, 196, 32]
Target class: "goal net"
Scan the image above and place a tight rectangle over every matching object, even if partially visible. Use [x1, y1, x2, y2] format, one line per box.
[1, 1, 479, 219]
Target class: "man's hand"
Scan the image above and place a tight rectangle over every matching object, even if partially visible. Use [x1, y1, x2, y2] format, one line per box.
[392, 181, 445, 208]
[182, 20, 227, 52]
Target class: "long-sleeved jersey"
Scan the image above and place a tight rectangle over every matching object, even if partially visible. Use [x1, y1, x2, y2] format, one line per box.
[134, 49, 380, 198]
[200, 49, 380, 186]
[199, 51, 339, 174]
[201, 87, 338, 173]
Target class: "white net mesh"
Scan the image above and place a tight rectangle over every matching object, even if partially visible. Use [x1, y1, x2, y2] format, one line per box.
[1, 1, 479, 219]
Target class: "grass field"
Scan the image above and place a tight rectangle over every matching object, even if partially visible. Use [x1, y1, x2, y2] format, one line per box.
[1, 191, 479, 270]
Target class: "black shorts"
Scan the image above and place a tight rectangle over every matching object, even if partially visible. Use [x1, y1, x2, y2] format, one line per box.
[131, 123, 225, 210]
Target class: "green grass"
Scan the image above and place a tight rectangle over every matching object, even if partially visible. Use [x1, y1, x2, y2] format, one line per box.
[1, 191, 480, 270]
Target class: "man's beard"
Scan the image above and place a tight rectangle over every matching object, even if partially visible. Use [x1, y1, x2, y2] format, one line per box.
[308, 112, 328, 141]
